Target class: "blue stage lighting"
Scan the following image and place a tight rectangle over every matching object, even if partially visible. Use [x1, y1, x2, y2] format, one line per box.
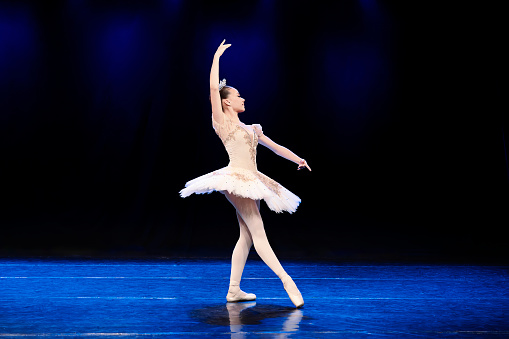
[0, 5, 38, 81]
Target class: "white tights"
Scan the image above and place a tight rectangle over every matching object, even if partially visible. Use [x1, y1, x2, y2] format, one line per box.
[223, 191, 288, 289]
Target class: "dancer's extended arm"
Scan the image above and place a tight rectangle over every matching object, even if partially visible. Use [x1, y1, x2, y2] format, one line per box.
[258, 134, 312, 171]
[210, 39, 231, 125]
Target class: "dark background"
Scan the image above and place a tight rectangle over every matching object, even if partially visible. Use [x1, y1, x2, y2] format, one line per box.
[0, 1, 506, 262]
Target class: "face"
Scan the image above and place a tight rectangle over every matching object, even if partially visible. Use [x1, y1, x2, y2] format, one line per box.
[224, 88, 245, 113]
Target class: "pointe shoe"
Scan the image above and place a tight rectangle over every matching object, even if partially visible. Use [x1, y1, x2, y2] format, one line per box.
[282, 275, 304, 308]
[226, 289, 257, 302]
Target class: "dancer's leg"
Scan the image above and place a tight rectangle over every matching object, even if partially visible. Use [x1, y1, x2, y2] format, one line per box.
[224, 192, 287, 279]
[229, 210, 253, 285]
[227, 201, 258, 301]
[224, 192, 304, 307]
[229, 200, 259, 284]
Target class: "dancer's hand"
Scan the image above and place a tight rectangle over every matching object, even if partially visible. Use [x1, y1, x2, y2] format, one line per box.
[297, 159, 312, 171]
[215, 39, 231, 58]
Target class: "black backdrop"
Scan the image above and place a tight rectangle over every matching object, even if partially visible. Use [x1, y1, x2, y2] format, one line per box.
[0, 1, 506, 262]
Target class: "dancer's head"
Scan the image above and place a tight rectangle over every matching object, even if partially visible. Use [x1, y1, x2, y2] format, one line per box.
[220, 86, 245, 113]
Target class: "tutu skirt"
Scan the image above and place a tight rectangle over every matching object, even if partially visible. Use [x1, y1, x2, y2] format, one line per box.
[179, 165, 301, 213]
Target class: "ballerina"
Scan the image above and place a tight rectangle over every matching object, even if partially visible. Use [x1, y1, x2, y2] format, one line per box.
[180, 39, 311, 308]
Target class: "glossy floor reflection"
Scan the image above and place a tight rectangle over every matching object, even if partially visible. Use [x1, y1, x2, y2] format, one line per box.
[0, 258, 508, 338]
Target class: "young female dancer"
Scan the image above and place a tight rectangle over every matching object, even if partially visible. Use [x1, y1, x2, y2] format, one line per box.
[180, 40, 311, 308]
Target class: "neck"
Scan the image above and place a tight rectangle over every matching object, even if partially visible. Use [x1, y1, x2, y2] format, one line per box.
[223, 107, 241, 124]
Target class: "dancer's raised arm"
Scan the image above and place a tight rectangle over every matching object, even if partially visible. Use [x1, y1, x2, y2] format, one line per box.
[210, 39, 231, 125]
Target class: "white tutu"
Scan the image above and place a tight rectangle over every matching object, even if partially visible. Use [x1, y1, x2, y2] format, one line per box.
[179, 165, 301, 214]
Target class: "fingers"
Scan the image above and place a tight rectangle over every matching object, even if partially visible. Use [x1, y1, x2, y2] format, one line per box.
[297, 160, 312, 171]
[217, 40, 231, 55]
[220, 39, 231, 48]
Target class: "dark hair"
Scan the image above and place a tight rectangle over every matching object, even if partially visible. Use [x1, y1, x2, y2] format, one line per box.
[208, 85, 234, 104]
[220, 86, 234, 100]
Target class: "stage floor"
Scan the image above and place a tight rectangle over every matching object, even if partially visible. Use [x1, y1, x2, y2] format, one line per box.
[0, 258, 507, 338]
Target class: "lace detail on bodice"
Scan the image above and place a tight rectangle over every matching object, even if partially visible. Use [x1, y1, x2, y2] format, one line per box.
[212, 113, 236, 141]
[212, 113, 262, 171]
[243, 127, 258, 164]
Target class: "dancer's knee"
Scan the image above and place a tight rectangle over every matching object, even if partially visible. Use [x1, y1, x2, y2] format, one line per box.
[245, 217, 266, 239]
[238, 231, 253, 247]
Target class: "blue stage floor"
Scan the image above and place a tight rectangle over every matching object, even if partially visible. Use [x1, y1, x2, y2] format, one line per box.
[0, 258, 507, 338]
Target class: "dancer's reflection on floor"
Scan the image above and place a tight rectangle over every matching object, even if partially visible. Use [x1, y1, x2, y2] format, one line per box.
[190, 302, 305, 337]
[227, 302, 256, 339]
[227, 302, 303, 338]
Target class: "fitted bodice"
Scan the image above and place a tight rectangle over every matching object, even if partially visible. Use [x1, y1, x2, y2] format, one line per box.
[212, 113, 263, 172]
